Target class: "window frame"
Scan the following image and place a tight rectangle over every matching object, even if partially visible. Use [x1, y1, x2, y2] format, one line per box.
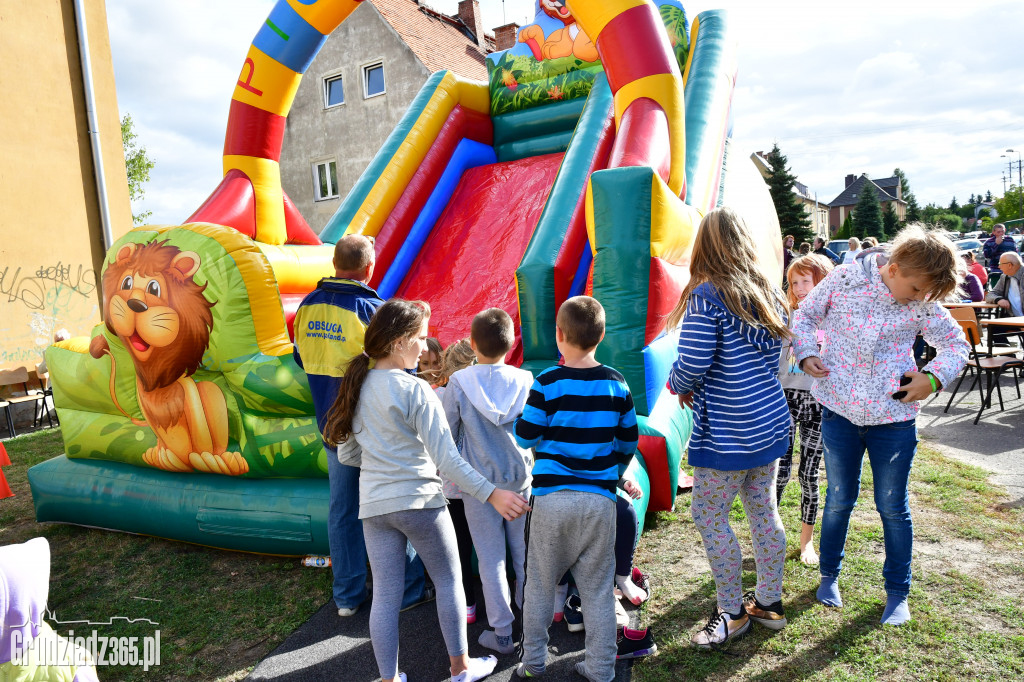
[361, 60, 386, 99]
[322, 71, 345, 109]
[311, 159, 340, 202]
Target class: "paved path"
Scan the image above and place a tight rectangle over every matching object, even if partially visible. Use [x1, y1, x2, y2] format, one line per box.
[918, 370, 1024, 507]
[248, 578, 636, 681]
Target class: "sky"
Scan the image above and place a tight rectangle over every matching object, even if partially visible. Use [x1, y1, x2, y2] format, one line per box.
[106, 0, 1024, 225]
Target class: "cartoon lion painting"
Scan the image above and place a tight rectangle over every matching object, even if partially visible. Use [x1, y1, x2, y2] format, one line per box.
[518, 0, 598, 63]
[89, 241, 248, 476]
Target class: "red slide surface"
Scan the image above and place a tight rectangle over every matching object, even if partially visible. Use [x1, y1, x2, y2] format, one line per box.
[397, 153, 564, 365]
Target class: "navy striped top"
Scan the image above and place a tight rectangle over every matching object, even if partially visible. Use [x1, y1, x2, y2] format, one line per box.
[514, 365, 639, 500]
[668, 283, 790, 470]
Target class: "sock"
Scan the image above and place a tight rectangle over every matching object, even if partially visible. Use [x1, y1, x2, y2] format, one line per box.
[816, 576, 843, 607]
[553, 581, 569, 621]
[478, 629, 515, 654]
[881, 595, 911, 626]
[452, 655, 497, 682]
[615, 573, 648, 605]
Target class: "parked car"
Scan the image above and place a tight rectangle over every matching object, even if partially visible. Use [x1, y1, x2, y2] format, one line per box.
[963, 231, 983, 240]
[954, 239, 984, 258]
[826, 240, 849, 260]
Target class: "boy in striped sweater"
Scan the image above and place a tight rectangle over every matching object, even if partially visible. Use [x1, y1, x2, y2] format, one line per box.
[513, 296, 639, 682]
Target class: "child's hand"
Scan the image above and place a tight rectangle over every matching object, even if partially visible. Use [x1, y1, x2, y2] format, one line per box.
[895, 371, 934, 402]
[487, 489, 531, 521]
[623, 480, 643, 499]
[800, 356, 829, 378]
[678, 392, 694, 408]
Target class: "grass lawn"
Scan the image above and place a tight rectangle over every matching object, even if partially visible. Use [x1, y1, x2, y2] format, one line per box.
[4, 430, 1023, 680]
[631, 445, 1024, 681]
[1, 429, 331, 681]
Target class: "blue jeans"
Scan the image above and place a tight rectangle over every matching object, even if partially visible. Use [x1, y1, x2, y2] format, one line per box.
[327, 450, 426, 609]
[818, 408, 918, 598]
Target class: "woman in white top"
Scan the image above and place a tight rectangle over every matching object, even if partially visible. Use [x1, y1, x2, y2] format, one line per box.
[841, 237, 862, 263]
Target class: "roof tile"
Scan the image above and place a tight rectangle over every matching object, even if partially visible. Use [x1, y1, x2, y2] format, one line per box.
[371, 0, 489, 81]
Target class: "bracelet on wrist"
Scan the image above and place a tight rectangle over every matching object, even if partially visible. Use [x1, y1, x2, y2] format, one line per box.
[925, 372, 940, 392]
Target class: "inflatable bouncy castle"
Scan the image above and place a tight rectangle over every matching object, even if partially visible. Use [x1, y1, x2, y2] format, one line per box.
[29, 0, 781, 553]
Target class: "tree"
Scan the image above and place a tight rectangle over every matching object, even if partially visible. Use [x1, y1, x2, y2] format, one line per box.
[986, 190, 993, 202]
[948, 196, 959, 212]
[835, 213, 854, 239]
[882, 202, 899, 236]
[993, 185, 1024, 222]
[121, 113, 155, 225]
[968, 193, 976, 205]
[920, 202, 944, 224]
[893, 168, 921, 223]
[852, 182, 885, 241]
[764, 143, 814, 243]
[934, 213, 963, 232]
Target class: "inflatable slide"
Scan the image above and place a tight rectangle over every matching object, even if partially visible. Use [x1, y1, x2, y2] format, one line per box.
[29, 0, 781, 553]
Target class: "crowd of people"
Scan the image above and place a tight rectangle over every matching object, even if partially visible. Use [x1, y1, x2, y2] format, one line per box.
[292, 209, 973, 680]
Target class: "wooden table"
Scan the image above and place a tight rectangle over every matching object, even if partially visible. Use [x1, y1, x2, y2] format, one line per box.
[943, 301, 1000, 319]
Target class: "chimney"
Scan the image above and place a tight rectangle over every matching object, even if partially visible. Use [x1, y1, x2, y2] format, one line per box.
[458, 0, 485, 48]
[494, 22, 520, 51]
[845, 174, 856, 188]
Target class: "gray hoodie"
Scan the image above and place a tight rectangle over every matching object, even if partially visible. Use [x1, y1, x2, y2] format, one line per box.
[441, 364, 534, 494]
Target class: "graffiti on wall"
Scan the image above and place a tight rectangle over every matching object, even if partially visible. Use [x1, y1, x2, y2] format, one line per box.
[0, 260, 100, 365]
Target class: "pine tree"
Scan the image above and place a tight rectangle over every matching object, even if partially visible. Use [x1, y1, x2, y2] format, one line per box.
[986, 190, 993, 202]
[853, 182, 885, 241]
[949, 196, 959, 211]
[836, 213, 853, 239]
[765, 143, 814, 244]
[882, 202, 899, 237]
[893, 168, 921, 223]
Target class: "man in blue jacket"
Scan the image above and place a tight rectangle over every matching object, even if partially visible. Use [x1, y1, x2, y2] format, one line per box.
[983, 223, 1018, 281]
[294, 234, 428, 616]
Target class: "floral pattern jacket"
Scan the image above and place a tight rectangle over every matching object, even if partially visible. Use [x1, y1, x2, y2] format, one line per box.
[792, 252, 969, 426]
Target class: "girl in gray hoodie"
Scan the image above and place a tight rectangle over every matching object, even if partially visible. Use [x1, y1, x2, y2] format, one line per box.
[323, 300, 530, 682]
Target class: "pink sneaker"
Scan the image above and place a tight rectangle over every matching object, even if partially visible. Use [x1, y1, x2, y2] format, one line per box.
[466, 603, 477, 625]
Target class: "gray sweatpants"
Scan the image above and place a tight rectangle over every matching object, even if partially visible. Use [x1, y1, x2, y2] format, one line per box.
[521, 490, 616, 682]
[462, 489, 528, 635]
[362, 506, 466, 679]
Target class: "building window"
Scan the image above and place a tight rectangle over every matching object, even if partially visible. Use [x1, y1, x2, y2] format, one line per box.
[363, 62, 385, 98]
[313, 160, 339, 201]
[324, 74, 344, 108]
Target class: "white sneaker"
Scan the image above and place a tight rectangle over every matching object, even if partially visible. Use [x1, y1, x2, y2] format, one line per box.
[337, 605, 360, 617]
[690, 608, 750, 648]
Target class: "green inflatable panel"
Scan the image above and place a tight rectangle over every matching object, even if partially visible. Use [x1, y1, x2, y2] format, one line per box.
[29, 456, 329, 555]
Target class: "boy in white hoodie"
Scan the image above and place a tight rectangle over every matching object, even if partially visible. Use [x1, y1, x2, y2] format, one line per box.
[442, 308, 534, 656]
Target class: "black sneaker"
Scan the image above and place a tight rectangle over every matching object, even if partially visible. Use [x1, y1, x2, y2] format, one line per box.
[564, 593, 584, 632]
[616, 626, 657, 659]
[742, 591, 787, 630]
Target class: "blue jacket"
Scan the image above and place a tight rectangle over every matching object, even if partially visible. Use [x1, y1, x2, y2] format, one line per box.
[668, 283, 790, 470]
[293, 278, 383, 449]
[983, 235, 1018, 271]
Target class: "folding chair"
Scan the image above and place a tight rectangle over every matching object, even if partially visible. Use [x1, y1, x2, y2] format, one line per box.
[943, 317, 1024, 424]
[0, 367, 47, 438]
[947, 307, 1020, 358]
[32, 362, 57, 429]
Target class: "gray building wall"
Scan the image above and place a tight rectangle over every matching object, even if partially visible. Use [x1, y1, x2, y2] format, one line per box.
[280, 3, 431, 235]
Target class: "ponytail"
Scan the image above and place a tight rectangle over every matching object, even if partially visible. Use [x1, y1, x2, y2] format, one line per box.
[322, 299, 430, 445]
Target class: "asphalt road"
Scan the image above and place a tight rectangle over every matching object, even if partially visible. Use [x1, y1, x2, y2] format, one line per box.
[917, 369, 1024, 507]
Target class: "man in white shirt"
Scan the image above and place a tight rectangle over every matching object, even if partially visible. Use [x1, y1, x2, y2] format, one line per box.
[985, 252, 1024, 344]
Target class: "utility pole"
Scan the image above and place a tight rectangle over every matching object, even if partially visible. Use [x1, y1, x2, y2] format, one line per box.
[1009, 149, 1024, 221]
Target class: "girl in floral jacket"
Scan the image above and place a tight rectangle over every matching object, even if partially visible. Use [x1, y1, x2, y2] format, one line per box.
[792, 225, 969, 626]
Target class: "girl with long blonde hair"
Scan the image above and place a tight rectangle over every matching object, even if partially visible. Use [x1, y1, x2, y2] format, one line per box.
[667, 207, 791, 648]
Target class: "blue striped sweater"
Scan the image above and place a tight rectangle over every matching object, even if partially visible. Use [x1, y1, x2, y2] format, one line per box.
[513, 365, 638, 500]
[668, 283, 790, 470]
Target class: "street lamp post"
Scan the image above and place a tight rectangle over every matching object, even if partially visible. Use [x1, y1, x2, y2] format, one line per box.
[1007, 148, 1023, 222]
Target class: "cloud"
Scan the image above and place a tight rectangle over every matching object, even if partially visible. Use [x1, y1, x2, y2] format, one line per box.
[106, 0, 1024, 225]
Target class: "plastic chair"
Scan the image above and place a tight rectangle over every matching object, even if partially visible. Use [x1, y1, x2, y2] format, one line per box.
[0, 367, 47, 437]
[943, 318, 1024, 424]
